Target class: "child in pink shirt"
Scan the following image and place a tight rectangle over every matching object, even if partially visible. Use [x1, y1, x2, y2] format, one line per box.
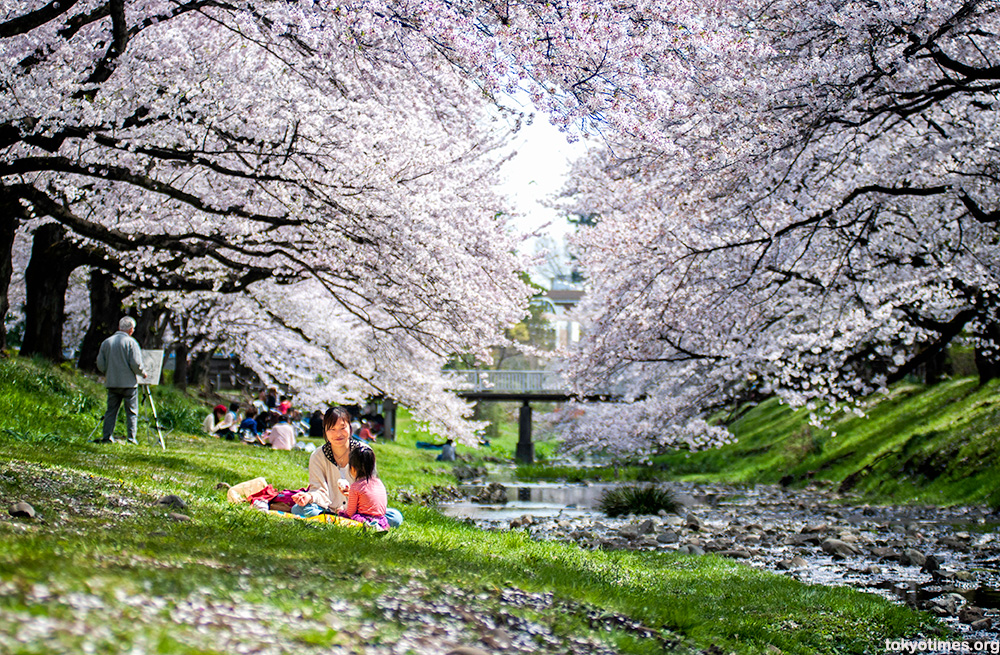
[337, 442, 388, 530]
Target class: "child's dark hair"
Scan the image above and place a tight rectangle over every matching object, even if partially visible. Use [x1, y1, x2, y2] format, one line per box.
[349, 442, 377, 482]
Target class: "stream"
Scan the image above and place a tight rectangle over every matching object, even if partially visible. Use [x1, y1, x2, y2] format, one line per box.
[440, 481, 1000, 643]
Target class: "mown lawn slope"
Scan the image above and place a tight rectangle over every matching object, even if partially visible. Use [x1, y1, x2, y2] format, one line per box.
[654, 378, 1000, 506]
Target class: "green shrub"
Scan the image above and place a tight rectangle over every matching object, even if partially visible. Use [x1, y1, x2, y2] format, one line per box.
[598, 484, 677, 517]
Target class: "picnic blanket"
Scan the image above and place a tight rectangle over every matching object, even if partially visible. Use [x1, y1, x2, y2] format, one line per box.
[226, 476, 368, 529]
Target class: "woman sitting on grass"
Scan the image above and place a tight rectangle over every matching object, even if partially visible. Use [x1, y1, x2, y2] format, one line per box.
[291, 406, 401, 528]
[291, 406, 353, 517]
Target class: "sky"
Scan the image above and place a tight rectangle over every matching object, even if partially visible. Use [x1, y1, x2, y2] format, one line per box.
[497, 106, 590, 261]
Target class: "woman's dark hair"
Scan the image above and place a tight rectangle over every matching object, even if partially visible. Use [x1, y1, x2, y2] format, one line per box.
[245, 407, 257, 419]
[228, 402, 240, 412]
[349, 442, 377, 481]
[323, 406, 352, 433]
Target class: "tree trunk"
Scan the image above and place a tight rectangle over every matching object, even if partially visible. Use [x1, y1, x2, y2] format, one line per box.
[77, 268, 129, 372]
[975, 322, 1000, 385]
[134, 305, 169, 350]
[173, 340, 189, 390]
[0, 212, 17, 353]
[189, 349, 214, 390]
[19, 224, 85, 361]
[922, 346, 952, 385]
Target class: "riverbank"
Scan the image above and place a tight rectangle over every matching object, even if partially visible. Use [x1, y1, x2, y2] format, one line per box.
[0, 357, 946, 654]
[442, 480, 1000, 643]
[516, 377, 1000, 509]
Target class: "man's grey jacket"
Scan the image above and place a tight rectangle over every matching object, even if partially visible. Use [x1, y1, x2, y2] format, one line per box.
[96, 331, 146, 388]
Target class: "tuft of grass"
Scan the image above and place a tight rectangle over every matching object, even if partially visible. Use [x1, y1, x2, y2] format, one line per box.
[599, 484, 678, 517]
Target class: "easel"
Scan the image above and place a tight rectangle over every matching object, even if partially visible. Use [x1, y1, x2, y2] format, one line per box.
[139, 384, 165, 450]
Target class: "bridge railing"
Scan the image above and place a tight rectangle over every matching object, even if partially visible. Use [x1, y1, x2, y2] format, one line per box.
[449, 370, 567, 393]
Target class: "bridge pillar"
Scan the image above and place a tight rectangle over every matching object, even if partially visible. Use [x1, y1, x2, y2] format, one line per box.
[516, 400, 534, 464]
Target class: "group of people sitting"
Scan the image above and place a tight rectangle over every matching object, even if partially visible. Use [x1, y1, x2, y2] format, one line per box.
[203, 392, 384, 452]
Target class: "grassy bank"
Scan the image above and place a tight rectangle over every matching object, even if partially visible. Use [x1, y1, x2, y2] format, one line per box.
[648, 378, 1000, 507]
[0, 357, 945, 654]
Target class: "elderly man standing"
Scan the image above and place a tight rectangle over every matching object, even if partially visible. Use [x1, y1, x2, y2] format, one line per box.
[95, 316, 148, 444]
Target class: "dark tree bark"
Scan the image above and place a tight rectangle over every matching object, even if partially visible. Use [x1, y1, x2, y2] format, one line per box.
[173, 340, 189, 390]
[77, 268, 129, 372]
[189, 349, 214, 390]
[975, 322, 1000, 385]
[0, 202, 19, 352]
[19, 224, 87, 361]
[922, 347, 952, 385]
[134, 305, 169, 349]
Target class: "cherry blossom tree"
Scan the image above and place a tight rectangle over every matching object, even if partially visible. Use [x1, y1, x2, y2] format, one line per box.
[555, 0, 1000, 458]
[1, 0, 534, 440]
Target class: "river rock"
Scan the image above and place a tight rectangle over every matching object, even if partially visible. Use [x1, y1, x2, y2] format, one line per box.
[870, 546, 898, 560]
[9, 501, 35, 519]
[661, 514, 684, 527]
[900, 548, 927, 567]
[921, 554, 940, 572]
[861, 565, 881, 575]
[509, 515, 534, 529]
[657, 530, 679, 544]
[959, 606, 987, 624]
[637, 519, 655, 535]
[784, 533, 822, 546]
[801, 522, 829, 534]
[618, 524, 640, 539]
[686, 514, 704, 531]
[718, 549, 752, 559]
[971, 618, 993, 631]
[156, 494, 187, 510]
[679, 544, 705, 556]
[453, 465, 488, 482]
[472, 482, 507, 504]
[821, 538, 861, 558]
[927, 593, 965, 616]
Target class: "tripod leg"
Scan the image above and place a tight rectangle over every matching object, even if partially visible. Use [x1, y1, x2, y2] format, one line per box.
[143, 386, 166, 450]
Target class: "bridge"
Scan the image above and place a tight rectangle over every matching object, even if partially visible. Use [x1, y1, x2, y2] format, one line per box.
[448, 370, 622, 463]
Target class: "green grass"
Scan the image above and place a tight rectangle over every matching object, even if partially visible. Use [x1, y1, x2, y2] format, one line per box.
[0, 356, 947, 654]
[599, 485, 678, 517]
[649, 377, 1000, 506]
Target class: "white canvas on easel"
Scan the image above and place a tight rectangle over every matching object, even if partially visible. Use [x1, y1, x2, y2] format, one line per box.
[138, 350, 165, 450]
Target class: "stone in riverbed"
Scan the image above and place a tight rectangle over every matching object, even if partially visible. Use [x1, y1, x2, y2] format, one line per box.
[679, 544, 705, 556]
[717, 549, 752, 559]
[900, 548, 927, 568]
[870, 546, 899, 560]
[959, 606, 986, 624]
[926, 593, 965, 616]
[971, 618, 993, 631]
[685, 514, 704, 531]
[776, 556, 808, 570]
[821, 538, 862, 558]
[657, 530, 679, 544]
